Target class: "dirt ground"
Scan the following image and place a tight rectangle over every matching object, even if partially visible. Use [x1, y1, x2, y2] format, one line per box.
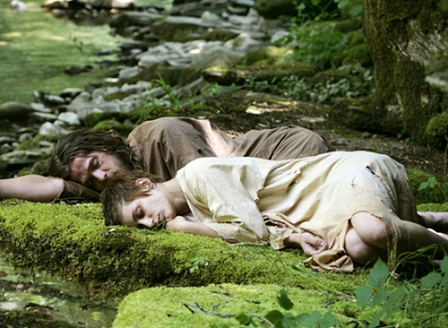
[192, 92, 448, 177]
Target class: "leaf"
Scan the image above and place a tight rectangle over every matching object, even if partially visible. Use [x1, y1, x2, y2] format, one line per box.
[368, 260, 389, 288]
[369, 310, 384, 328]
[265, 310, 284, 326]
[320, 310, 338, 328]
[296, 311, 321, 327]
[349, 4, 364, 17]
[370, 288, 390, 308]
[336, 0, 350, 9]
[440, 255, 448, 275]
[382, 287, 405, 319]
[420, 271, 442, 289]
[282, 313, 298, 328]
[277, 289, 294, 310]
[235, 312, 252, 325]
[355, 285, 372, 306]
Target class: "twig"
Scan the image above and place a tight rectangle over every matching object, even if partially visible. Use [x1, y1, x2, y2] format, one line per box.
[248, 312, 275, 328]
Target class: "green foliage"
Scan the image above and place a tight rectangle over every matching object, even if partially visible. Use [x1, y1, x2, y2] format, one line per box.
[335, 0, 364, 17]
[245, 64, 374, 103]
[236, 287, 338, 327]
[155, 73, 183, 110]
[354, 257, 448, 327]
[419, 176, 439, 191]
[407, 167, 448, 204]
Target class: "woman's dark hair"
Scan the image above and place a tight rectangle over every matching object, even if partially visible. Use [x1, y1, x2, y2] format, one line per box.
[49, 130, 145, 180]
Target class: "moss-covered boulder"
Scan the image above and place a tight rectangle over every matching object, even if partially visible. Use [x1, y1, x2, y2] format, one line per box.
[0, 200, 361, 298]
[113, 284, 373, 328]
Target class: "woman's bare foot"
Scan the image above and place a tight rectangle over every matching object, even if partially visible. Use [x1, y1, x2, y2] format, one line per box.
[428, 228, 448, 240]
[417, 211, 448, 232]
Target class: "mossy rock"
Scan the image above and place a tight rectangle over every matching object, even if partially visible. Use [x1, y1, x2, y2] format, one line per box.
[234, 46, 294, 67]
[200, 29, 239, 42]
[103, 90, 133, 102]
[0, 200, 365, 298]
[329, 97, 403, 134]
[425, 112, 448, 148]
[332, 44, 373, 68]
[111, 284, 365, 328]
[202, 62, 315, 86]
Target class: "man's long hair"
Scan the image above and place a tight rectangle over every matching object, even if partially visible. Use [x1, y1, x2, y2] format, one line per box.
[49, 130, 145, 180]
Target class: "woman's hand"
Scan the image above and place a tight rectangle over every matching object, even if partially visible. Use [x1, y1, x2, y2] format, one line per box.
[165, 216, 187, 231]
[285, 232, 328, 256]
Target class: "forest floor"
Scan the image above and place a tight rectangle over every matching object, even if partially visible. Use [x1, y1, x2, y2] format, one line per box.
[181, 91, 448, 178]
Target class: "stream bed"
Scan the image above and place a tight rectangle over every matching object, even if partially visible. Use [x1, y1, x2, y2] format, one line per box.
[0, 252, 118, 327]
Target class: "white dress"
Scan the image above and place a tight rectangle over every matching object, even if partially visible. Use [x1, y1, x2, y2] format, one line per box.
[176, 151, 418, 272]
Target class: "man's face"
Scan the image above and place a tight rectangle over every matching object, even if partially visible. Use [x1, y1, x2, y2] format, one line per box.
[69, 151, 127, 191]
[120, 181, 176, 228]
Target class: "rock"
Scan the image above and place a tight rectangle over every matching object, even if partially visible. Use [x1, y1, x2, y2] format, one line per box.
[39, 122, 70, 136]
[10, 0, 28, 11]
[30, 112, 59, 122]
[109, 12, 163, 33]
[57, 112, 81, 126]
[0, 102, 34, 122]
[118, 67, 142, 79]
[30, 103, 52, 113]
[224, 32, 262, 53]
[18, 133, 33, 143]
[44, 94, 66, 105]
[60, 88, 84, 99]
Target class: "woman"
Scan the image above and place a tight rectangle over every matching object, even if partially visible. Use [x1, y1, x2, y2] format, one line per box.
[100, 151, 448, 273]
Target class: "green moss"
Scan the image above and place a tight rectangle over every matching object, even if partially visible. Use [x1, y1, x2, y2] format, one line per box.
[0, 201, 367, 299]
[407, 167, 448, 204]
[333, 44, 372, 68]
[426, 112, 448, 137]
[15, 134, 57, 151]
[103, 91, 133, 102]
[200, 29, 239, 42]
[112, 283, 413, 328]
[0, 0, 125, 104]
[234, 46, 294, 66]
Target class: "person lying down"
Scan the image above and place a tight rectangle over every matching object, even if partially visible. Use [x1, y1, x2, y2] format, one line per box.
[100, 151, 448, 273]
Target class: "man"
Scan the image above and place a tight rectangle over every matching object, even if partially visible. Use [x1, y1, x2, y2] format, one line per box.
[0, 117, 333, 203]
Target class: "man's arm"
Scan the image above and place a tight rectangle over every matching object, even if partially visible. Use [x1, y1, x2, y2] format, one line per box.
[0, 175, 64, 202]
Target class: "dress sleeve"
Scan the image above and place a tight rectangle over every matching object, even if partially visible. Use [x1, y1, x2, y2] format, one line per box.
[177, 159, 269, 243]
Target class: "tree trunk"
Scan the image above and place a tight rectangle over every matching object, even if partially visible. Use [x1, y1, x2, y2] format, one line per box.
[332, 0, 448, 146]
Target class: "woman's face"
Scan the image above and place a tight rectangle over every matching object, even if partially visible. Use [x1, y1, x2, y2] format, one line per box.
[120, 182, 177, 228]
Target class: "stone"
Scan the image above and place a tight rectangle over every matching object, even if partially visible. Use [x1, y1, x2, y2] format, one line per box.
[0, 102, 34, 122]
[58, 112, 81, 126]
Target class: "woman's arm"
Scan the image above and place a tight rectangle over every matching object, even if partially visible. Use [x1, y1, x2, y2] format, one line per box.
[0, 175, 64, 202]
[166, 216, 220, 238]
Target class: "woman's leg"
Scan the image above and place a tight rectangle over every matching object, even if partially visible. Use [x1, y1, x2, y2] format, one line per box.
[344, 224, 387, 266]
[350, 212, 448, 262]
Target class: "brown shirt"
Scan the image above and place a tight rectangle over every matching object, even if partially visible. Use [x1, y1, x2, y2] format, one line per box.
[60, 117, 333, 202]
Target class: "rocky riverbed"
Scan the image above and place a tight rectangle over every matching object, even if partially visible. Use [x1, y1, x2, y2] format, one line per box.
[0, 0, 446, 182]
